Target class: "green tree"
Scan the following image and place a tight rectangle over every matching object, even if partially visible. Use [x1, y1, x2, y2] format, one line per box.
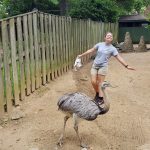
[0, 1, 8, 18]
[0, 0, 59, 17]
[133, 0, 150, 14]
[69, 0, 120, 22]
[68, 0, 150, 22]
[1, 0, 150, 20]
[134, 0, 143, 14]
[143, 0, 150, 7]
[147, 13, 150, 29]
[116, 0, 135, 14]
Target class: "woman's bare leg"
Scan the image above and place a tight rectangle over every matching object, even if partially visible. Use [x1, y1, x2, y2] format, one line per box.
[91, 74, 99, 93]
[97, 74, 106, 97]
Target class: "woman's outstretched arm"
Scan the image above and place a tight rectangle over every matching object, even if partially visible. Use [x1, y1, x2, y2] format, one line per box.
[78, 47, 96, 58]
[115, 54, 136, 70]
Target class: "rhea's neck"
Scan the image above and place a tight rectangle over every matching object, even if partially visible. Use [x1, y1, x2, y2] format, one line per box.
[101, 88, 110, 111]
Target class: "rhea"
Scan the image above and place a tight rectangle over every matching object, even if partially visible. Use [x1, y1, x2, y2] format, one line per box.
[57, 82, 111, 148]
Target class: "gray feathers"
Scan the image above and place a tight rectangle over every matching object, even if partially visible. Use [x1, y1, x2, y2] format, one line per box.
[57, 92, 101, 121]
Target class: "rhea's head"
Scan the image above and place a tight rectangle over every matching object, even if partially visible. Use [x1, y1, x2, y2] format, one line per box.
[101, 81, 111, 90]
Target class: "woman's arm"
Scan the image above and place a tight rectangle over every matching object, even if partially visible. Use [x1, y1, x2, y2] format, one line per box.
[78, 47, 96, 58]
[115, 54, 135, 70]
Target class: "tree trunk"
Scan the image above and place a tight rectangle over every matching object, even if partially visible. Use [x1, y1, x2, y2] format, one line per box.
[59, 0, 69, 16]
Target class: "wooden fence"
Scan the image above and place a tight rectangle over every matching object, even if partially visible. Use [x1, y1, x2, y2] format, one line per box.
[0, 10, 118, 118]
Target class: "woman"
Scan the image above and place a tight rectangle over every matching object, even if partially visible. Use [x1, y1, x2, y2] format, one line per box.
[78, 32, 135, 105]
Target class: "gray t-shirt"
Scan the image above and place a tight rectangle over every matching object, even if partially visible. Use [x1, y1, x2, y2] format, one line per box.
[93, 42, 118, 67]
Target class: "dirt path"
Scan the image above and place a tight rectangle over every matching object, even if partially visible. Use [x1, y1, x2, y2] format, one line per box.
[0, 52, 150, 150]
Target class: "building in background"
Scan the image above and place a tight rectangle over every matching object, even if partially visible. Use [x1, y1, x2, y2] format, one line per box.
[119, 14, 150, 43]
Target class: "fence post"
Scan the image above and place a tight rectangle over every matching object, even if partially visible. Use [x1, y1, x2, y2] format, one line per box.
[48, 14, 55, 79]
[9, 18, 20, 106]
[39, 13, 46, 85]
[0, 53, 4, 117]
[23, 15, 31, 95]
[2, 21, 12, 113]
[55, 15, 61, 75]
[44, 14, 51, 82]
[33, 12, 40, 89]
[51, 15, 56, 77]
[28, 14, 36, 92]
[17, 17, 26, 100]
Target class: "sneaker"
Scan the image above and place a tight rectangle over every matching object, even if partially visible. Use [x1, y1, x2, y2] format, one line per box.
[95, 97, 104, 105]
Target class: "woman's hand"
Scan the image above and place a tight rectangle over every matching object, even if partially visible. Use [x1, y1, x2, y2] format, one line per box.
[78, 55, 82, 58]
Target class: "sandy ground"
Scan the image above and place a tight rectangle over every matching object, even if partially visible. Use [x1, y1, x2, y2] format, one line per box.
[0, 52, 150, 150]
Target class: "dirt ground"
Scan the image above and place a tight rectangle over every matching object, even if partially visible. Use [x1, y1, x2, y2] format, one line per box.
[0, 52, 150, 150]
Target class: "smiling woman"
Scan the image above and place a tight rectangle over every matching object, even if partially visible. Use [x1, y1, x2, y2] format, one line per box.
[78, 32, 135, 106]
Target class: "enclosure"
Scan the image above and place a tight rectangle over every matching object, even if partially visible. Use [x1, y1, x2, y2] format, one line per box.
[119, 14, 150, 43]
[0, 10, 118, 118]
[0, 10, 150, 150]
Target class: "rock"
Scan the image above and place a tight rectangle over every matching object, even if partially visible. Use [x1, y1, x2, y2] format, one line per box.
[11, 107, 25, 120]
[80, 78, 88, 81]
[137, 143, 150, 150]
[16, 138, 21, 142]
[53, 130, 57, 133]
[29, 147, 39, 150]
[0, 140, 2, 145]
[0, 126, 3, 130]
[0, 119, 3, 125]
[117, 42, 124, 50]
[135, 36, 147, 52]
[54, 146, 59, 150]
[81, 148, 88, 150]
[3, 115, 9, 122]
[121, 32, 134, 52]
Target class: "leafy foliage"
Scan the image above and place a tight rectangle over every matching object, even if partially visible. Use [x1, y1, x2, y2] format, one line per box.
[0, 0, 150, 21]
[116, 0, 135, 14]
[146, 13, 150, 29]
[0, 1, 7, 18]
[69, 0, 120, 22]
[133, 0, 150, 14]
[69, 0, 150, 22]
[0, 0, 59, 18]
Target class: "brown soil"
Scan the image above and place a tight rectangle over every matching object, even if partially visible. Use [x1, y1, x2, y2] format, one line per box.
[1, 52, 150, 150]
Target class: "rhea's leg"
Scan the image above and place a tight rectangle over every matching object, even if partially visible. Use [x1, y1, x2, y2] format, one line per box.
[73, 113, 89, 148]
[57, 115, 70, 147]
